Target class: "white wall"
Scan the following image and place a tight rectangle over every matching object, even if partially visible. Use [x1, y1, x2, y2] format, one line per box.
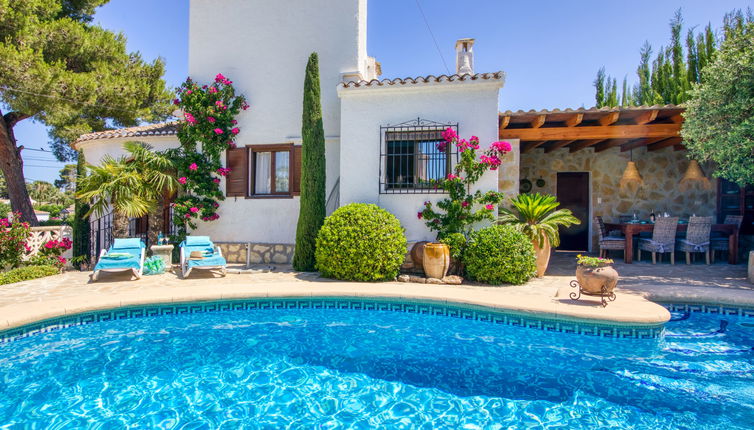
[189, 0, 367, 142]
[338, 80, 504, 242]
[186, 0, 367, 243]
[79, 137, 180, 165]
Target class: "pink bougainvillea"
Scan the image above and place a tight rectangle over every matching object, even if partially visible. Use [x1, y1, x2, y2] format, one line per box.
[418, 128, 510, 238]
[172, 73, 248, 239]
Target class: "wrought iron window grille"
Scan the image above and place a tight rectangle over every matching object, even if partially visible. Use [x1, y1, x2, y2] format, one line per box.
[379, 118, 458, 194]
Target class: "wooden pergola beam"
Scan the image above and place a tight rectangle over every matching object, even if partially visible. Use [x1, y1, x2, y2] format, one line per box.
[521, 140, 547, 153]
[530, 114, 546, 129]
[619, 137, 667, 152]
[569, 139, 606, 153]
[598, 112, 620, 126]
[630, 109, 659, 125]
[499, 122, 681, 141]
[594, 138, 631, 152]
[499, 115, 510, 131]
[544, 140, 576, 153]
[670, 113, 683, 124]
[564, 113, 583, 127]
[647, 137, 683, 151]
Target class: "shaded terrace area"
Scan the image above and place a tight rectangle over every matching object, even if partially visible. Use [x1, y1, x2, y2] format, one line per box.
[499, 105, 752, 261]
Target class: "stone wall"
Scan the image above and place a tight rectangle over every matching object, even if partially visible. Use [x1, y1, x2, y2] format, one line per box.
[520, 146, 718, 250]
[215, 242, 295, 265]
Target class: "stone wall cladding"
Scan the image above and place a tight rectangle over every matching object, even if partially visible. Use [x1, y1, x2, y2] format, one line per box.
[215, 242, 295, 265]
[520, 146, 717, 250]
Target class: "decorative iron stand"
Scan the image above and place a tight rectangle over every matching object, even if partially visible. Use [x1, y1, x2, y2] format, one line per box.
[569, 280, 616, 308]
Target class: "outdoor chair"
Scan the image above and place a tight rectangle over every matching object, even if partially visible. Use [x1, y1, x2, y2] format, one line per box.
[179, 236, 227, 278]
[92, 238, 146, 281]
[675, 216, 713, 264]
[595, 216, 625, 259]
[711, 215, 742, 263]
[638, 217, 678, 264]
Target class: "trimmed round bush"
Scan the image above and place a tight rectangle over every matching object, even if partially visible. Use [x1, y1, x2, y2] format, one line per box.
[0, 265, 60, 285]
[315, 203, 407, 281]
[463, 224, 536, 285]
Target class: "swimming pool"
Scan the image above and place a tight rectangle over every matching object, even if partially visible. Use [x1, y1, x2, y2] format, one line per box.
[0, 300, 751, 428]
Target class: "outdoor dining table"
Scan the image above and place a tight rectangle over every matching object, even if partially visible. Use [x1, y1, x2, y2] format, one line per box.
[604, 222, 740, 264]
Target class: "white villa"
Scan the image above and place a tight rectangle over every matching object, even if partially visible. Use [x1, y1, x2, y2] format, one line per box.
[75, 0, 748, 265]
[75, 0, 516, 264]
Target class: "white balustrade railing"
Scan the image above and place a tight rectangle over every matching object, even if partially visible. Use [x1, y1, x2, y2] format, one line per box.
[25, 226, 73, 263]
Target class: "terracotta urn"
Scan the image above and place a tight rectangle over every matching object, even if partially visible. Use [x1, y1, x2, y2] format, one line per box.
[532, 237, 551, 278]
[575, 264, 619, 295]
[410, 241, 430, 270]
[422, 243, 450, 279]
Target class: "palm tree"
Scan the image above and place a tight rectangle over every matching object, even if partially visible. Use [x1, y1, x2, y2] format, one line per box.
[76, 141, 179, 219]
[498, 193, 580, 277]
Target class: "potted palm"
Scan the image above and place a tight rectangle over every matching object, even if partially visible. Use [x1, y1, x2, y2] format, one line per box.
[498, 193, 580, 277]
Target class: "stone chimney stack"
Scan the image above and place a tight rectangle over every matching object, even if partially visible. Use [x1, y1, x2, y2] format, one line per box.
[455, 38, 475, 75]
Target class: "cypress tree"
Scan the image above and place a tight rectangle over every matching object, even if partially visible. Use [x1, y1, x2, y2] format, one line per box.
[594, 67, 606, 107]
[686, 29, 699, 85]
[293, 53, 326, 271]
[72, 150, 91, 269]
[606, 77, 618, 107]
[637, 42, 654, 105]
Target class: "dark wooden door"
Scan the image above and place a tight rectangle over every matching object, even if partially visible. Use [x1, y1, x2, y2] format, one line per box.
[556, 172, 590, 251]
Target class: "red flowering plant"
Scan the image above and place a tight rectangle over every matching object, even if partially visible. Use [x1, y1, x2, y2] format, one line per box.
[418, 129, 511, 239]
[28, 237, 72, 269]
[0, 214, 31, 269]
[167, 74, 249, 239]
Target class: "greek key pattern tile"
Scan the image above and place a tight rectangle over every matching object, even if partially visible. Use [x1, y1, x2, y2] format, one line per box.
[664, 303, 754, 318]
[0, 298, 665, 343]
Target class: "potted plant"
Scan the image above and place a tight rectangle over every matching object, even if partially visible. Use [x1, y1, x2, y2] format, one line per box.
[498, 193, 580, 277]
[575, 254, 619, 295]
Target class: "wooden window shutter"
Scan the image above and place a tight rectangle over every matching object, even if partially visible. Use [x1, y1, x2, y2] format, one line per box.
[291, 146, 303, 195]
[226, 148, 248, 197]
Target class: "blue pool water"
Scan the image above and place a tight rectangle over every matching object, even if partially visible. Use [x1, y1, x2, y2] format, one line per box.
[0, 303, 752, 429]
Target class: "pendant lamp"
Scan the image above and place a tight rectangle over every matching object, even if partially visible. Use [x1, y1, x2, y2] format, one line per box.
[679, 160, 711, 192]
[619, 150, 644, 191]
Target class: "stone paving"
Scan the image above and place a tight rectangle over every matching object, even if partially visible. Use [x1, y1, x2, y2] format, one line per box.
[0, 252, 751, 332]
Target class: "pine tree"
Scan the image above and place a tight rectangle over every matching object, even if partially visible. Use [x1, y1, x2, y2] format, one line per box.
[594, 67, 606, 107]
[72, 151, 91, 269]
[293, 53, 327, 271]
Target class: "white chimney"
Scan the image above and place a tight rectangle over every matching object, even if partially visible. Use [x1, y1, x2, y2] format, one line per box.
[455, 38, 475, 75]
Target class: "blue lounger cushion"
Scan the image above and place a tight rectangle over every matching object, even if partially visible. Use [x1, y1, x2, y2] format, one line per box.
[184, 236, 212, 246]
[186, 254, 227, 269]
[94, 246, 143, 272]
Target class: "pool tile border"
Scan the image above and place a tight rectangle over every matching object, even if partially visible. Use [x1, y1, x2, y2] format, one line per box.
[663, 302, 754, 317]
[0, 298, 665, 344]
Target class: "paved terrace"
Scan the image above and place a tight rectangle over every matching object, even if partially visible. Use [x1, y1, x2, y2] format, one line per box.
[0, 252, 752, 332]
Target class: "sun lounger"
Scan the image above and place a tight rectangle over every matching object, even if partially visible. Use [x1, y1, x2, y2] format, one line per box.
[179, 236, 227, 278]
[92, 238, 146, 281]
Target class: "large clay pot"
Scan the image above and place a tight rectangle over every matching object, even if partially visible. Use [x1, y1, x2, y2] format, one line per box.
[410, 241, 430, 270]
[422, 243, 450, 279]
[532, 237, 551, 278]
[575, 264, 619, 295]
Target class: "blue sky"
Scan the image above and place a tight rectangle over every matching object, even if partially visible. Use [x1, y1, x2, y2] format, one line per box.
[15, 0, 751, 184]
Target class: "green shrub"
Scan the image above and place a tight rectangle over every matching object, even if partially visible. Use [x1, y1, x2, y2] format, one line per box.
[463, 224, 536, 285]
[315, 203, 407, 281]
[439, 232, 466, 260]
[0, 265, 59, 285]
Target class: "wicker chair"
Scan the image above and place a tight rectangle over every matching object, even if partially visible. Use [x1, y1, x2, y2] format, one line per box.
[594, 216, 625, 259]
[711, 215, 743, 263]
[675, 216, 713, 265]
[638, 217, 678, 264]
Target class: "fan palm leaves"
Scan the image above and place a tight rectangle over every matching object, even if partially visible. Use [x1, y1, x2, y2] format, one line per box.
[76, 142, 179, 219]
[498, 193, 580, 248]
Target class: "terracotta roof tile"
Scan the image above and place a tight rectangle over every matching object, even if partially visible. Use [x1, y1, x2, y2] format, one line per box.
[500, 104, 682, 116]
[74, 121, 179, 144]
[339, 71, 505, 89]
